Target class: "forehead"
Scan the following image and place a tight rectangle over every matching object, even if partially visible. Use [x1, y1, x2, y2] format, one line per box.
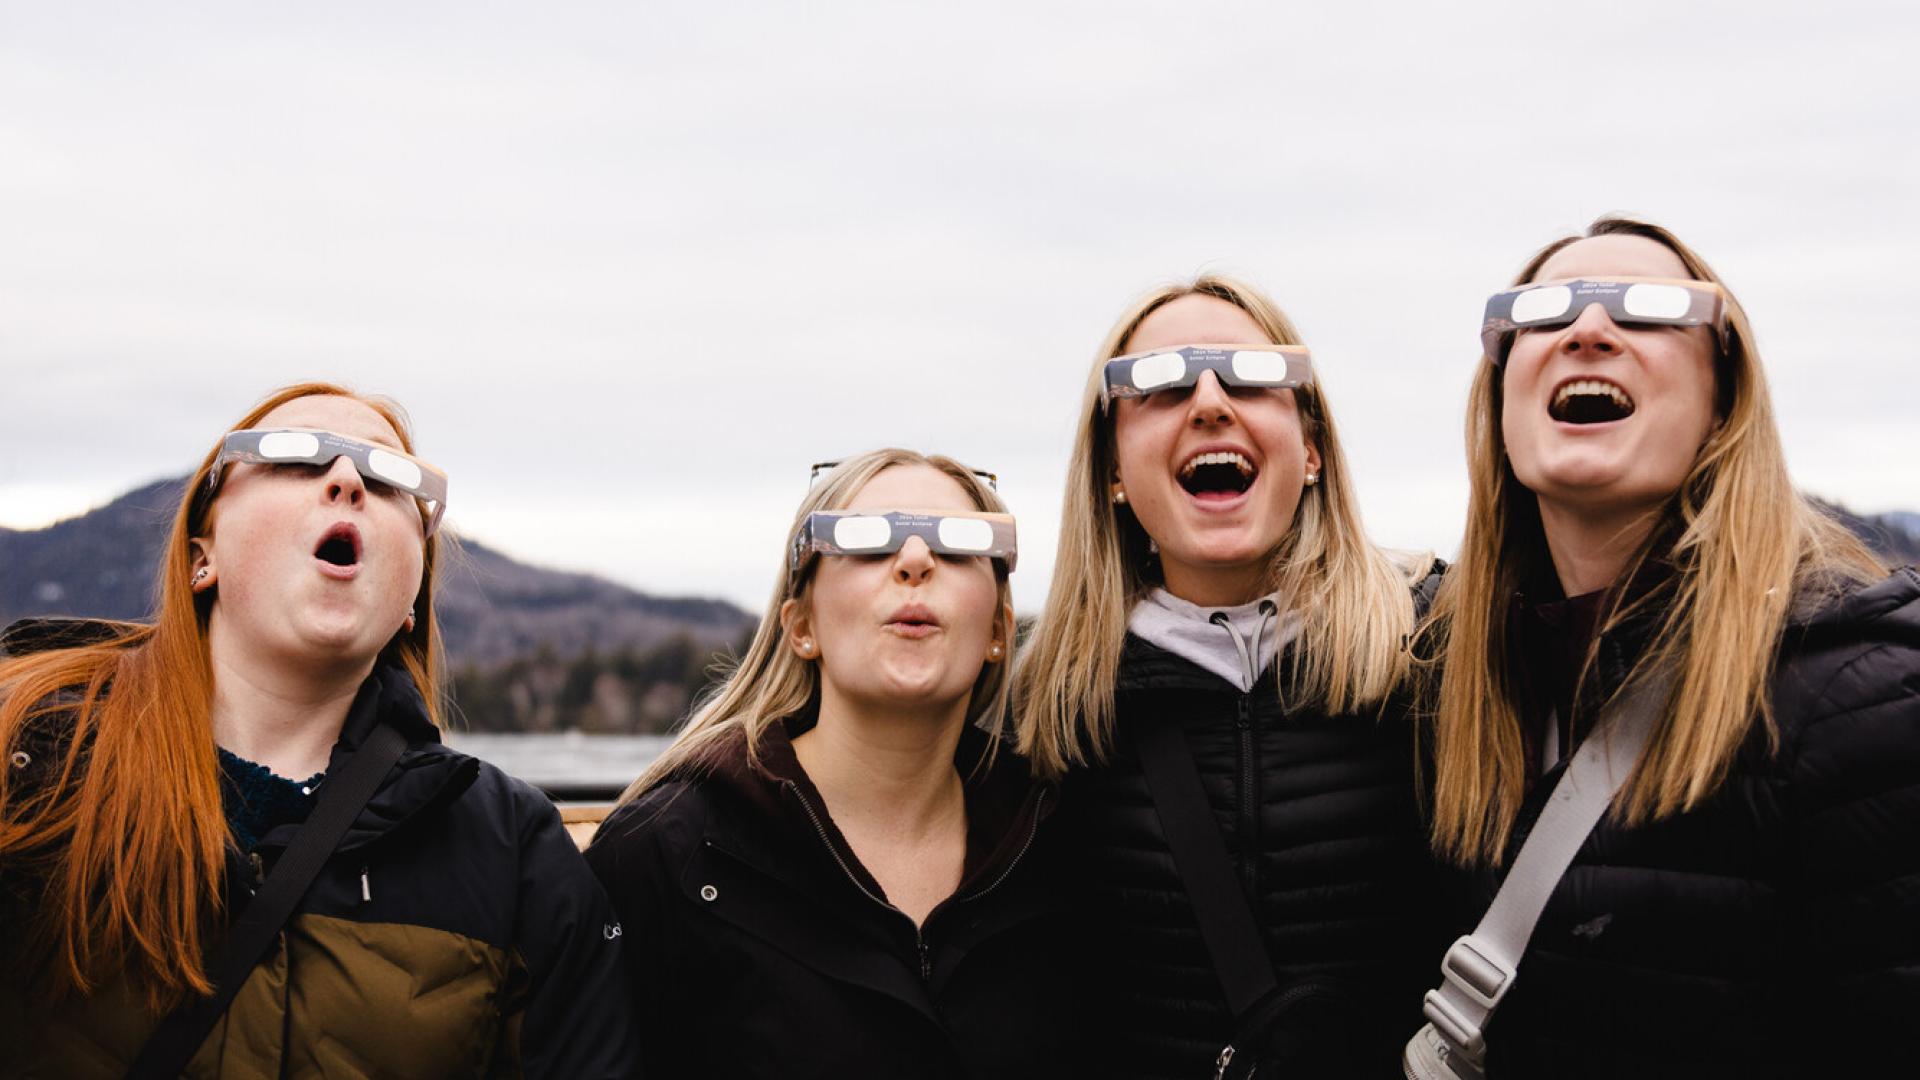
[845, 463, 976, 513]
[1126, 294, 1270, 353]
[255, 395, 406, 450]
[1536, 234, 1691, 283]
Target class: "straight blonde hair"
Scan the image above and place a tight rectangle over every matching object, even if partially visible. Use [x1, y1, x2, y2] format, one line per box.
[1425, 218, 1884, 866]
[1015, 274, 1428, 780]
[618, 449, 1017, 802]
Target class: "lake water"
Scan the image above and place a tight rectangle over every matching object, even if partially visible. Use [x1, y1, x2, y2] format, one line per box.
[445, 731, 671, 802]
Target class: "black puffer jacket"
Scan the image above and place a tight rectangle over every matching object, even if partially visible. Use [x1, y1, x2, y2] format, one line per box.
[583, 715, 1074, 1079]
[1062, 609, 1441, 1077]
[0, 660, 641, 1079]
[1443, 566, 1920, 1078]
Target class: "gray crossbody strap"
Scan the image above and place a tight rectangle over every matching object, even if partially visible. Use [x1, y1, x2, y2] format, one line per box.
[1414, 668, 1673, 1077]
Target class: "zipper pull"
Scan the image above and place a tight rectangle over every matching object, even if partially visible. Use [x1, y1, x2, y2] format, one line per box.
[1236, 696, 1252, 729]
[360, 865, 372, 903]
[1213, 1043, 1237, 1080]
[917, 938, 931, 981]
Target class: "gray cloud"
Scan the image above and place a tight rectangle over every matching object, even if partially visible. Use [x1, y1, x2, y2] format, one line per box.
[4, 0, 1916, 612]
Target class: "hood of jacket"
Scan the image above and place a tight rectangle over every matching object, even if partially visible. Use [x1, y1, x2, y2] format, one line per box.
[1126, 588, 1302, 692]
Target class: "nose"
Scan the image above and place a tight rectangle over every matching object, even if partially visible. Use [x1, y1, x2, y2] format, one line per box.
[1559, 302, 1622, 358]
[322, 455, 366, 508]
[894, 536, 935, 585]
[1185, 370, 1235, 428]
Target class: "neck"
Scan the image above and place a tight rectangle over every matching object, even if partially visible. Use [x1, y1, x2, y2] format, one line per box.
[1536, 497, 1662, 597]
[1161, 561, 1266, 609]
[792, 685, 968, 836]
[207, 621, 374, 779]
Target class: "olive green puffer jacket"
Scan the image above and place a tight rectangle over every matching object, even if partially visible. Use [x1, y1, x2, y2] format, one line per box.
[0, 662, 642, 1079]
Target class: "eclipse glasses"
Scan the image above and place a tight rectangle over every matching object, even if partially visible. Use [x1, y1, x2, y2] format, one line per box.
[791, 510, 1018, 577]
[210, 428, 449, 536]
[1481, 277, 1728, 364]
[809, 460, 999, 491]
[1101, 343, 1315, 411]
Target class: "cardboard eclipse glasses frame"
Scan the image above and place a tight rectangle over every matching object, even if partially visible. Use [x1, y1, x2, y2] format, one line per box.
[791, 510, 1018, 577]
[1101, 343, 1315, 411]
[1481, 277, 1728, 364]
[210, 428, 450, 536]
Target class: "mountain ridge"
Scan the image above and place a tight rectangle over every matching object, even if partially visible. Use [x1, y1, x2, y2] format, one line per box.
[0, 477, 754, 667]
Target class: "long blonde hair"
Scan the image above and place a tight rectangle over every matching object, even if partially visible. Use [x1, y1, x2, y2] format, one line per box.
[618, 449, 1017, 801]
[1425, 217, 1883, 866]
[1014, 274, 1427, 780]
[0, 382, 443, 1012]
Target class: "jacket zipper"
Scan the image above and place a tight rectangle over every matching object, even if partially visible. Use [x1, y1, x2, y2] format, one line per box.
[785, 780, 931, 981]
[1211, 601, 1277, 902]
[957, 789, 1048, 904]
[1236, 694, 1257, 898]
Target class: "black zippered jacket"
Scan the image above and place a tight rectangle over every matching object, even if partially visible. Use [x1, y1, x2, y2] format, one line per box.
[1059, 596, 1442, 1078]
[583, 714, 1072, 1079]
[0, 654, 641, 1078]
[1442, 565, 1920, 1078]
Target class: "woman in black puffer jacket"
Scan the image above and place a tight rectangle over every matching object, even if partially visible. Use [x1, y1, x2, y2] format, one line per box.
[1416, 216, 1919, 1079]
[586, 448, 1075, 1079]
[1014, 274, 1442, 1078]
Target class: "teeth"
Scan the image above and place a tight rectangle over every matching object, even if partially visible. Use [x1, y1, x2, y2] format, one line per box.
[1180, 451, 1254, 478]
[1553, 379, 1633, 410]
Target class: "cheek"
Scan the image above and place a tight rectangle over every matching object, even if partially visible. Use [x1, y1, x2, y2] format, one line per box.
[1111, 410, 1167, 476]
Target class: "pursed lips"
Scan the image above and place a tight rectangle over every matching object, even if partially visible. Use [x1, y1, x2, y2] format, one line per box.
[885, 603, 940, 639]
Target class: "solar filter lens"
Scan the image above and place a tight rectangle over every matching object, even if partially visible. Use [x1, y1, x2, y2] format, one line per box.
[937, 517, 995, 552]
[258, 431, 322, 460]
[1130, 352, 1188, 391]
[1510, 285, 1573, 325]
[367, 448, 423, 489]
[1231, 350, 1291, 385]
[833, 516, 894, 551]
[1622, 283, 1693, 320]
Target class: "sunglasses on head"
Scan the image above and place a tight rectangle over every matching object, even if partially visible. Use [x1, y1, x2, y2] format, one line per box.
[790, 509, 1018, 579]
[1481, 277, 1728, 364]
[1101, 343, 1315, 412]
[210, 428, 450, 536]
[808, 460, 999, 491]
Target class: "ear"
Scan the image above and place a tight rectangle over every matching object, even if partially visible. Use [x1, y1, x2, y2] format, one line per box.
[986, 601, 1016, 664]
[188, 536, 216, 592]
[778, 598, 817, 659]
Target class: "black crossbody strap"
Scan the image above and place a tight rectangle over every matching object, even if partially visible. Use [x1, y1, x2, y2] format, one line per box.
[1134, 718, 1278, 1020]
[127, 723, 408, 1080]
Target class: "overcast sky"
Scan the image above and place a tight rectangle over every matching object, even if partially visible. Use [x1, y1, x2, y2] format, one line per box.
[4, 1, 1916, 614]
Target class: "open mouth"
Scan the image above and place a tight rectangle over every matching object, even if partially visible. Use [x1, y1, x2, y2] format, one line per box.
[1549, 379, 1636, 425]
[1178, 450, 1257, 498]
[314, 523, 362, 568]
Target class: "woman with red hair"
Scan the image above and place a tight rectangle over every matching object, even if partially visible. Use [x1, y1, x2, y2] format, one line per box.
[0, 384, 639, 1078]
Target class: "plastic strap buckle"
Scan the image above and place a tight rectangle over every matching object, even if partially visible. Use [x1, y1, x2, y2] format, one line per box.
[1421, 935, 1514, 1062]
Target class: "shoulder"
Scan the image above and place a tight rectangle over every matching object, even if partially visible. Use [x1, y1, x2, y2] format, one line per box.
[1775, 566, 1920, 733]
[1772, 569, 1920, 810]
[586, 778, 711, 868]
[2, 688, 92, 799]
[1411, 559, 1449, 620]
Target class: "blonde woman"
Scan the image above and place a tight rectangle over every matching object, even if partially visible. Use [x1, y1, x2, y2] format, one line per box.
[1421, 217, 1920, 1078]
[1016, 276, 1439, 1078]
[585, 449, 1071, 1079]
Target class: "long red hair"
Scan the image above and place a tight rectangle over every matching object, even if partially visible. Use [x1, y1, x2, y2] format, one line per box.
[0, 382, 443, 1011]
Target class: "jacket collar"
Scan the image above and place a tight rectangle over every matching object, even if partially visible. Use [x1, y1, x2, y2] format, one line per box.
[255, 665, 477, 854]
[691, 709, 1053, 907]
